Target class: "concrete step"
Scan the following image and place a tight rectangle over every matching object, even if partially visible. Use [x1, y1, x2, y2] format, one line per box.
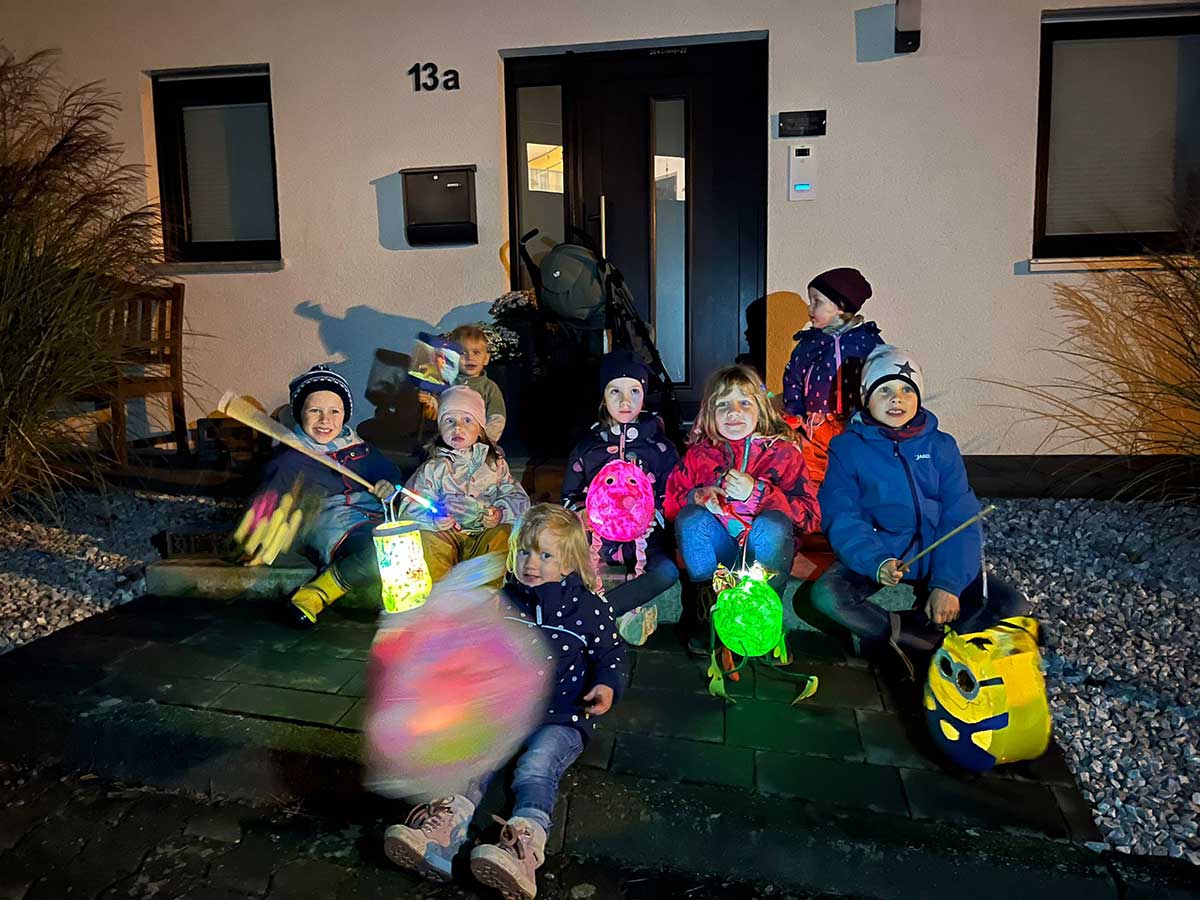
[146, 554, 315, 600]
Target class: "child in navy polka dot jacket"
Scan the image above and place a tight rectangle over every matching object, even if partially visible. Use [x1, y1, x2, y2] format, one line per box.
[781, 267, 884, 487]
[385, 504, 625, 900]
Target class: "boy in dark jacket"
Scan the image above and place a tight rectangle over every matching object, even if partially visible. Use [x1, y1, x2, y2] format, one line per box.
[813, 346, 1028, 662]
[247, 365, 401, 626]
[385, 504, 626, 899]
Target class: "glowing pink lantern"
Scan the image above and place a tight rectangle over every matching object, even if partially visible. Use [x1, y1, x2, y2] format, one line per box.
[584, 459, 656, 587]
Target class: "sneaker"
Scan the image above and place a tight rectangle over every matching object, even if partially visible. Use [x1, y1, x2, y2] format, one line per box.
[384, 795, 474, 882]
[470, 815, 546, 900]
[616, 604, 658, 646]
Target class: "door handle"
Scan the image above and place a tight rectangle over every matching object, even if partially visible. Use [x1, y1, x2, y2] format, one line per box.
[600, 193, 607, 259]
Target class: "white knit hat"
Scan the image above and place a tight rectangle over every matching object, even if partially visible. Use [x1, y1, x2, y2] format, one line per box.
[860, 345, 925, 405]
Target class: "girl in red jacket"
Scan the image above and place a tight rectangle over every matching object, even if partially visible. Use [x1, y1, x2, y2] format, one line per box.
[665, 365, 820, 650]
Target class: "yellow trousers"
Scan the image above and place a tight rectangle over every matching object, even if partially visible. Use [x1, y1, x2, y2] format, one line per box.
[421, 525, 511, 588]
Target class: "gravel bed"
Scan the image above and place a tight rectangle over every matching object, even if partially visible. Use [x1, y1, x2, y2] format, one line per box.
[1, 489, 1198, 862]
[0, 489, 237, 653]
[986, 498, 1200, 863]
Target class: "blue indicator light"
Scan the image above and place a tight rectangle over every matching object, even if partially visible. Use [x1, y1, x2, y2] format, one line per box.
[793, 183, 812, 191]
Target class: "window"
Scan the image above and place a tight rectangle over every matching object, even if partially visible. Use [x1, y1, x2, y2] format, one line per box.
[152, 67, 281, 264]
[526, 142, 563, 193]
[1034, 11, 1200, 258]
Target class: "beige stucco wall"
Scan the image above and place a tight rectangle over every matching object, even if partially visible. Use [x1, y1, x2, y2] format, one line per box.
[0, 0, 1178, 452]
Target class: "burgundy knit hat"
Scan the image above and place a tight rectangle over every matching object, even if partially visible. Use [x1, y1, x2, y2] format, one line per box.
[807, 267, 873, 315]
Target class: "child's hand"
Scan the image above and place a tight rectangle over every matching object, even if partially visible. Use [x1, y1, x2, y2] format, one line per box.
[417, 390, 438, 421]
[692, 486, 724, 514]
[721, 470, 755, 502]
[371, 479, 396, 501]
[876, 558, 903, 587]
[433, 514, 460, 531]
[480, 506, 503, 528]
[581, 684, 614, 716]
[926, 589, 960, 625]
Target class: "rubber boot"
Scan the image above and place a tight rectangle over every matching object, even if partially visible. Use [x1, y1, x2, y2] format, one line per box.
[289, 567, 349, 627]
[685, 582, 716, 658]
[470, 816, 547, 900]
[384, 795, 474, 883]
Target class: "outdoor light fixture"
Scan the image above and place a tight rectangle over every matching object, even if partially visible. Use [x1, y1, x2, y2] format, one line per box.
[373, 518, 432, 613]
[895, 0, 921, 53]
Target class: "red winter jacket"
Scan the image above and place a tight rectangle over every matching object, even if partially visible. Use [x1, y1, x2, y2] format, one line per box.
[664, 435, 820, 535]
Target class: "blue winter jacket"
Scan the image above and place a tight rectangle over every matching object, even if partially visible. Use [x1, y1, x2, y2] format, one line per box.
[819, 410, 983, 596]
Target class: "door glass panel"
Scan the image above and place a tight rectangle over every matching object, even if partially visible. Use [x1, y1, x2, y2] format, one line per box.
[516, 86, 564, 289]
[652, 98, 686, 383]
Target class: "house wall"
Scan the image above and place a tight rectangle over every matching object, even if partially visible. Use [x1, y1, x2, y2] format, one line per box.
[0, 0, 1180, 453]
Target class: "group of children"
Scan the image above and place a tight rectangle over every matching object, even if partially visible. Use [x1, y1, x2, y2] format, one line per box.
[245, 267, 1029, 900]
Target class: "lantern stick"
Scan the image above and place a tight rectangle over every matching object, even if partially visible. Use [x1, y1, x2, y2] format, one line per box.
[898, 504, 996, 572]
[217, 391, 436, 512]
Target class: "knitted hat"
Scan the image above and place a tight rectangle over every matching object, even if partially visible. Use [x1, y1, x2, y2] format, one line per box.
[808, 267, 873, 315]
[860, 345, 924, 405]
[289, 364, 353, 422]
[598, 350, 649, 391]
[437, 385, 487, 425]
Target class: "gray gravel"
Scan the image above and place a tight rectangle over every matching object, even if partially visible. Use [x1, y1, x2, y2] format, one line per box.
[985, 497, 1200, 864]
[0, 489, 236, 653]
[1, 489, 1198, 863]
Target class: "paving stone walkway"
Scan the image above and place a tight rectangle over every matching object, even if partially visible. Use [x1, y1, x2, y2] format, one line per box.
[0, 595, 1197, 899]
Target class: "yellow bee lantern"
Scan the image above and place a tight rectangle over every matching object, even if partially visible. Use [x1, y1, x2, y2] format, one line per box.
[923, 616, 1051, 772]
[373, 519, 433, 613]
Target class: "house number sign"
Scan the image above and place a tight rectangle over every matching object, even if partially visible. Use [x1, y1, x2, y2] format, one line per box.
[408, 63, 461, 91]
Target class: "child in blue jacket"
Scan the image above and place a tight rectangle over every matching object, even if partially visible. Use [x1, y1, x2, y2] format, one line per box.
[813, 346, 1028, 665]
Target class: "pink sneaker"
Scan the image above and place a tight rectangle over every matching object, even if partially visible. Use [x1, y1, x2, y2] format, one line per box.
[384, 795, 474, 882]
[469, 815, 547, 899]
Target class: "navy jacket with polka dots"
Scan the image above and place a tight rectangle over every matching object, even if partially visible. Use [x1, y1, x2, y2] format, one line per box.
[782, 321, 883, 418]
[502, 573, 628, 741]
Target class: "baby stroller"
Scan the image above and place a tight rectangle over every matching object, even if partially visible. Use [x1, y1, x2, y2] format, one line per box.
[518, 226, 683, 444]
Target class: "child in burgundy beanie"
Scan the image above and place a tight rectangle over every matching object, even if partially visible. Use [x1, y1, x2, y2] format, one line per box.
[782, 266, 885, 487]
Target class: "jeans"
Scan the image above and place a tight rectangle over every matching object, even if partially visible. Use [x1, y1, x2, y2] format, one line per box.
[604, 550, 680, 617]
[465, 724, 584, 832]
[811, 560, 1031, 644]
[675, 505, 794, 590]
[329, 525, 379, 590]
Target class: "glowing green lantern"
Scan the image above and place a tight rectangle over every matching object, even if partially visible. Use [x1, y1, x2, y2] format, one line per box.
[373, 520, 432, 613]
[712, 566, 782, 658]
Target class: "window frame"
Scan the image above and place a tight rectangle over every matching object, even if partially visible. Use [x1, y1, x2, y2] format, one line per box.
[152, 68, 282, 264]
[1034, 13, 1200, 259]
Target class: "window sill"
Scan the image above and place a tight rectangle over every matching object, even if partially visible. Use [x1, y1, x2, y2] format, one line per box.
[157, 260, 284, 275]
[1024, 256, 1195, 274]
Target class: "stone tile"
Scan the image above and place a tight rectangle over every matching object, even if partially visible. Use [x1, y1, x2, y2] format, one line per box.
[726, 699, 862, 759]
[785, 629, 847, 662]
[223, 650, 360, 693]
[211, 684, 356, 727]
[629, 650, 711, 694]
[635, 624, 686, 655]
[104, 671, 237, 708]
[207, 831, 280, 895]
[115, 642, 239, 680]
[547, 796, 568, 857]
[291, 625, 376, 658]
[606, 687, 724, 743]
[612, 733, 754, 789]
[990, 741, 1078, 787]
[757, 661, 882, 710]
[336, 667, 367, 698]
[578, 730, 614, 769]
[856, 710, 939, 771]
[1053, 784, 1104, 846]
[23, 634, 147, 673]
[336, 700, 366, 731]
[901, 768, 1069, 839]
[756, 751, 908, 815]
[182, 620, 308, 654]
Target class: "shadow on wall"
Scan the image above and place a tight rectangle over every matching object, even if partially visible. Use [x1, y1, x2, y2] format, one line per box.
[371, 172, 411, 251]
[294, 300, 493, 426]
[855, 4, 901, 64]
